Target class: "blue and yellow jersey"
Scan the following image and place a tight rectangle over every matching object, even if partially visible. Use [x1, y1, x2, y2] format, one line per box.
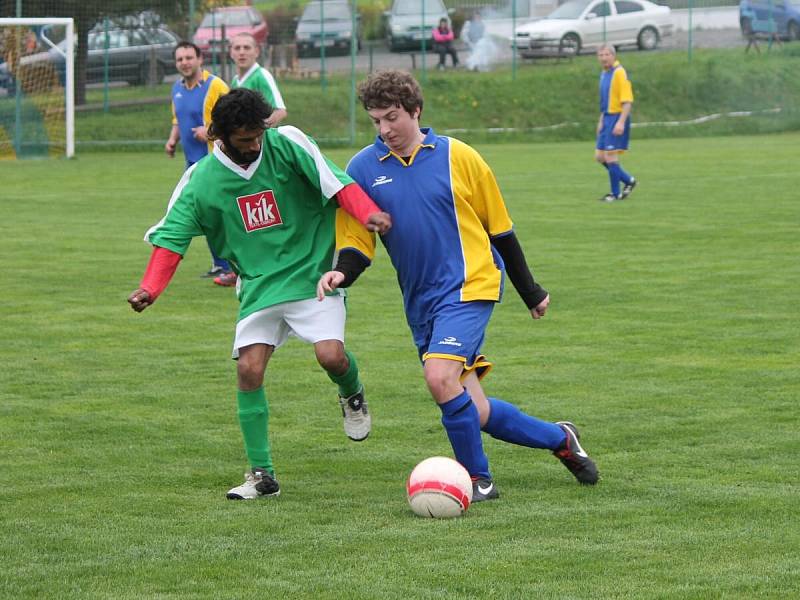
[339, 128, 513, 326]
[599, 60, 633, 115]
[171, 70, 229, 165]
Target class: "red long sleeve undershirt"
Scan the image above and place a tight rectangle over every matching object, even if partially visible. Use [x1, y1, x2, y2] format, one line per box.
[336, 182, 382, 225]
[139, 246, 181, 301]
[138, 183, 380, 302]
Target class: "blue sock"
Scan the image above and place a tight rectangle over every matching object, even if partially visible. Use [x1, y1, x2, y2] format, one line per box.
[600, 161, 610, 171]
[438, 390, 491, 479]
[482, 398, 566, 450]
[613, 162, 633, 185]
[607, 162, 622, 197]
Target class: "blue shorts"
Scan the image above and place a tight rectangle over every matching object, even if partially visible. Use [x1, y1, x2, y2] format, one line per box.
[596, 113, 630, 151]
[409, 301, 494, 378]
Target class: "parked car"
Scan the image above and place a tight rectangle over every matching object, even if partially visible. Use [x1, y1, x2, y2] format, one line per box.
[0, 24, 179, 92]
[385, 0, 454, 52]
[296, 0, 362, 57]
[740, 0, 800, 39]
[513, 0, 673, 57]
[81, 25, 179, 85]
[193, 6, 268, 59]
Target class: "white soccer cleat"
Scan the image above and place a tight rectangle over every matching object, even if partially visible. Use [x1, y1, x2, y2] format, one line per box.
[226, 468, 280, 500]
[338, 387, 371, 441]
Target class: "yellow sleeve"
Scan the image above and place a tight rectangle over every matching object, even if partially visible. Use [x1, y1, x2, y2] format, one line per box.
[449, 138, 514, 237]
[335, 208, 376, 260]
[203, 74, 229, 152]
[614, 68, 634, 105]
[171, 101, 177, 126]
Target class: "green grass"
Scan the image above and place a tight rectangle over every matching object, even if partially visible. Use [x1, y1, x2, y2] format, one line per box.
[1, 134, 798, 598]
[68, 46, 800, 149]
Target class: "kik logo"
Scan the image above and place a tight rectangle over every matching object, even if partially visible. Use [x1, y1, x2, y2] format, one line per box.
[237, 190, 283, 233]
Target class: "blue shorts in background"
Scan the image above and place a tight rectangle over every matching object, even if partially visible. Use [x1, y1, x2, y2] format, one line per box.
[596, 113, 630, 151]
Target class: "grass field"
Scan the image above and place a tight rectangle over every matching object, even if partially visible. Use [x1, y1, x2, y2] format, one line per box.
[1, 134, 798, 598]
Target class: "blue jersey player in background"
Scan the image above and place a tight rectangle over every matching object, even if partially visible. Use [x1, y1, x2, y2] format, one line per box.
[318, 70, 599, 501]
[596, 44, 637, 203]
[166, 41, 234, 285]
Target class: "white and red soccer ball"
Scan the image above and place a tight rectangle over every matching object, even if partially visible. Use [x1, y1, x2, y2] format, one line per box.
[406, 456, 472, 518]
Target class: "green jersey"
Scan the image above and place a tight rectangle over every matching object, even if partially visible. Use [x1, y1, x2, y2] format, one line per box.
[145, 126, 351, 321]
[231, 63, 286, 111]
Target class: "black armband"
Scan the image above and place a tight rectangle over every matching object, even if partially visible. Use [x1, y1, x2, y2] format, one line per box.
[491, 232, 548, 310]
[333, 249, 371, 288]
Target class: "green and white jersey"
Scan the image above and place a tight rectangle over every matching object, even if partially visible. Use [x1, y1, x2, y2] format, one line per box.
[231, 63, 286, 110]
[145, 126, 351, 321]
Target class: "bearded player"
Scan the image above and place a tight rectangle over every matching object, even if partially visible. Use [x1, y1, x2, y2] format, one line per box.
[128, 88, 391, 500]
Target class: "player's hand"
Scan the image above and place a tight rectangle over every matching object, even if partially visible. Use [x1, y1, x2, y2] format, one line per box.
[165, 140, 176, 158]
[192, 126, 208, 142]
[366, 211, 392, 234]
[316, 271, 345, 301]
[128, 288, 153, 312]
[530, 294, 550, 320]
[612, 122, 625, 136]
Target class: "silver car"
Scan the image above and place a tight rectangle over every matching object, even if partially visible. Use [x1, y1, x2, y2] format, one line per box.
[514, 0, 673, 57]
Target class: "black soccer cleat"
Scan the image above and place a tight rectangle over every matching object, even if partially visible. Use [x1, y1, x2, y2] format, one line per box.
[599, 193, 619, 203]
[553, 422, 599, 485]
[471, 477, 500, 503]
[620, 178, 637, 199]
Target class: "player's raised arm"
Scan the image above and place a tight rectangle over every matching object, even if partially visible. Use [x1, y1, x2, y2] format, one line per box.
[335, 183, 391, 234]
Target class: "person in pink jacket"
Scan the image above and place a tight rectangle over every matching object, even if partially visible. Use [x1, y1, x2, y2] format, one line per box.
[432, 18, 459, 70]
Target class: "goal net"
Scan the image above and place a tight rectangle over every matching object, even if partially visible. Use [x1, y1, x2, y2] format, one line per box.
[0, 17, 74, 158]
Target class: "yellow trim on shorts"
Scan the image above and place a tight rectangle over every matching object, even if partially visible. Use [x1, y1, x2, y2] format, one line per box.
[422, 353, 494, 382]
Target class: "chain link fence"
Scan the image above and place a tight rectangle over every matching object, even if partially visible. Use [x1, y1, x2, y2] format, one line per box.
[1, 0, 797, 155]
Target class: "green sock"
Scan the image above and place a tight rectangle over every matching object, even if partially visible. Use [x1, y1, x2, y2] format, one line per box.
[236, 387, 273, 475]
[327, 349, 362, 398]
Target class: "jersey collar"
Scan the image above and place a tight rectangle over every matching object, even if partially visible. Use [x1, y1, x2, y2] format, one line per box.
[181, 69, 211, 90]
[374, 127, 437, 166]
[236, 62, 261, 86]
[212, 140, 263, 180]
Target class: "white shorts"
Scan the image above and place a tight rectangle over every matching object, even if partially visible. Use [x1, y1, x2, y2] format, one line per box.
[232, 295, 346, 359]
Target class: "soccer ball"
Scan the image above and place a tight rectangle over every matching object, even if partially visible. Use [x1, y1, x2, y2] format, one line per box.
[406, 456, 473, 518]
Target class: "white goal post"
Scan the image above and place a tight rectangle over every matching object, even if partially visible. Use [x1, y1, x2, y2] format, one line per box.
[0, 17, 74, 158]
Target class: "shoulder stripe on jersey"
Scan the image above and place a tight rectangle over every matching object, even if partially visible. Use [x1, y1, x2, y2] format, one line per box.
[144, 163, 199, 243]
[259, 68, 286, 109]
[276, 126, 345, 198]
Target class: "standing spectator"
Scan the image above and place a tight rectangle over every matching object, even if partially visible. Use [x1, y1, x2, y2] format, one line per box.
[595, 44, 637, 203]
[129, 88, 392, 500]
[229, 32, 288, 129]
[319, 70, 599, 502]
[432, 18, 459, 70]
[165, 41, 234, 284]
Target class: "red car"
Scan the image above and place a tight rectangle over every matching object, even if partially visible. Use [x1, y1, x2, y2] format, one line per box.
[193, 6, 269, 58]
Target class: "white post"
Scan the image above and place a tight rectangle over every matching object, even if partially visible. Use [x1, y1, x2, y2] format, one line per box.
[64, 18, 74, 158]
[0, 17, 75, 157]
